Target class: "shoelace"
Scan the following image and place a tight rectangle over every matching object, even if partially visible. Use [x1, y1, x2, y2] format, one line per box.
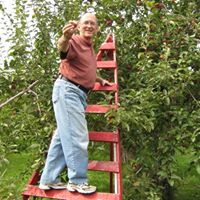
[79, 183, 90, 189]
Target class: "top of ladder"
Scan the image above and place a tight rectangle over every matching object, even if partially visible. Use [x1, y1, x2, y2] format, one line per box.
[96, 34, 116, 61]
[99, 42, 115, 50]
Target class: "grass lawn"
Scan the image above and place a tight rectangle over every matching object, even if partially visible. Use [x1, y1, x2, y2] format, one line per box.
[1, 148, 200, 200]
[173, 152, 200, 200]
[0, 143, 111, 199]
[0, 152, 33, 200]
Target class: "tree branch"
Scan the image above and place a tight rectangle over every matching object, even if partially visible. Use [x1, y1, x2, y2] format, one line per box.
[0, 80, 39, 109]
[187, 88, 200, 106]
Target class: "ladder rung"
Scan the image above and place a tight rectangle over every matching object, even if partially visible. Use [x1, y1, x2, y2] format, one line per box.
[92, 83, 117, 91]
[22, 185, 120, 200]
[99, 43, 115, 50]
[88, 160, 119, 173]
[97, 61, 117, 69]
[89, 131, 119, 143]
[86, 105, 117, 113]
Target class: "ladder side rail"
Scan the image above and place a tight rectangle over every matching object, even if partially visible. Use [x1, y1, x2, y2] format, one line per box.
[111, 35, 120, 195]
[109, 142, 114, 193]
[27, 170, 40, 185]
[96, 50, 103, 61]
[105, 33, 113, 43]
[116, 129, 123, 199]
[107, 34, 116, 194]
[113, 40, 119, 106]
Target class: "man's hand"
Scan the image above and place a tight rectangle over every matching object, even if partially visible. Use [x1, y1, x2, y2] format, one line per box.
[101, 79, 113, 86]
[62, 21, 78, 40]
[96, 76, 113, 86]
[57, 21, 78, 52]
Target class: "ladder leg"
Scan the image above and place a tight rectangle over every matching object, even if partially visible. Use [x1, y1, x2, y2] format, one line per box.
[22, 195, 30, 200]
[109, 172, 113, 193]
[22, 195, 40, 200]
[117, 130, 123, 200]
[109, 143, 114, 193]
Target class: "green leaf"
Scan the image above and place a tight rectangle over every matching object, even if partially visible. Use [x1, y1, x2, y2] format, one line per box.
[196, 165, 200, 175]
[168, 179, 175, 186]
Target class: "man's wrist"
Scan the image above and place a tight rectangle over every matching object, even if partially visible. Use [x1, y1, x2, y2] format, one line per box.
[101, 79, 105, 85]
[58, 35, 70, 52]
[62, 34, 70, 42]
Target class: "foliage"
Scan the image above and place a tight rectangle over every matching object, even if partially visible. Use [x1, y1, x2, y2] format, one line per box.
[0, 0, 200, 199]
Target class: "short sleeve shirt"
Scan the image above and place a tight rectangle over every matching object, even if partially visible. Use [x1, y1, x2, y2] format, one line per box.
[59, 35, 97, 89]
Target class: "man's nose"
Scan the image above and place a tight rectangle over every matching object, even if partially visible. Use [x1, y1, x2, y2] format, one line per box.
[87, 22, 95, 27]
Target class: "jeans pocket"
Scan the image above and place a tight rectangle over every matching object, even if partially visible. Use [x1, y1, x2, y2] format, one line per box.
[52, 85, 60, 104]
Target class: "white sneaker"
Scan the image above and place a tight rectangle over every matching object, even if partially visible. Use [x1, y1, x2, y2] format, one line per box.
[67, 182, 96, 194]
[39, 184, 50, 190]
[39, 182, 67, 190]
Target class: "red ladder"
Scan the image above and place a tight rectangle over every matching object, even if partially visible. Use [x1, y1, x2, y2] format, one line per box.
[22, 34, 123, 200]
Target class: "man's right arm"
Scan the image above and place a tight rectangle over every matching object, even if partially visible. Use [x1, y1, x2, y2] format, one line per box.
[57, 21, 78, 53]
[57, 35, 70, 52]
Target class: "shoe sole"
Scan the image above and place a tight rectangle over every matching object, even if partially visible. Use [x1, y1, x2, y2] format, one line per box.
[39, 186, 50, 190]
[76, 189, 96, 194]
[67, 186, 96, 194]
[49, 185, 67, 190]
[67, 185, 76, 192]
[39, 185, 67, 190]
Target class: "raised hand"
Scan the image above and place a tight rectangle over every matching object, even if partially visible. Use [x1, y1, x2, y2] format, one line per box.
[62, 21, 78, 40]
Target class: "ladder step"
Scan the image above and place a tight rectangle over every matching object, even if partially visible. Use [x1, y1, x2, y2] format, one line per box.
[89, 131, 119, 143]
[23, 185, 120, 200]
[92, 83, 117, 91]
[97, 61, 117, 69]
[86, 105, 117, 113]
[88, 161, 119, 173]
[99, 42, 115, 50]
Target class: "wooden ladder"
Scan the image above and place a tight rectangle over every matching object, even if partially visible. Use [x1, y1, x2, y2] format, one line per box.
[22, 34, 123, 200]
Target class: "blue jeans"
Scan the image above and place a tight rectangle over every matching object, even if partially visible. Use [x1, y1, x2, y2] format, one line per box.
[40, 78, 89, 185]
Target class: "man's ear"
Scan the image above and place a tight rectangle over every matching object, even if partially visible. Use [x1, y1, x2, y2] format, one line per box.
[95, 25, 99, 33]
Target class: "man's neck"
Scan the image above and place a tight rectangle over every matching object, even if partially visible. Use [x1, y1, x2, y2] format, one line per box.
[80, 35, 92, 45]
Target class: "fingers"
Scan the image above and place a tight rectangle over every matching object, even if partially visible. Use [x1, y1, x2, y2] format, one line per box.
[62, 21, 78, 38]
[102, 79, 113, 86]
[69, 20, 78, 27]
[105, 81, 113, 86]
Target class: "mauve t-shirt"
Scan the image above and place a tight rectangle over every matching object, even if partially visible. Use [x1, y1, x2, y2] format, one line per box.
[59, 35, 97, 89]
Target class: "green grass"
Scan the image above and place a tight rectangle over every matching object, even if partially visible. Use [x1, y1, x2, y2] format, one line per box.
[1, 148, 200, 200]
[173, 152, 200, 200]
[88, 142, 112, 192]
[0, 152, 33, 200]
[0, 144, 111, 199]
[1, 152, 30, 178]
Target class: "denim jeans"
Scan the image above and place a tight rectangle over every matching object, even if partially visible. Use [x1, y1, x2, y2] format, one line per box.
[40, 78, 89, 185]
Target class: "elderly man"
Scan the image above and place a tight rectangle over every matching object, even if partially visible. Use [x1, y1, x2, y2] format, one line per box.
[39, 13, 111, 194]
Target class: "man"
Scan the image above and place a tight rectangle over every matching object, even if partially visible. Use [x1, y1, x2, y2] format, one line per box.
[39, 13, 111, 194]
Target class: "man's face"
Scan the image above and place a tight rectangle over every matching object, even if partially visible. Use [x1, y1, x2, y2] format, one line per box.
[78, 14, 98, 40]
